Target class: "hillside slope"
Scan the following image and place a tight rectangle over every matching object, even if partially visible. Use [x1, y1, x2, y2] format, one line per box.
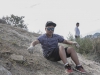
[0, 24, 100, 75]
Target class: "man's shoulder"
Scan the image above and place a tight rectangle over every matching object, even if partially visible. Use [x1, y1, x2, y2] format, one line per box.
[53, 34, 60, 37]
[53, 34, 64, 38]
[75, 26, 78, 30]
[38, 34, 46, 39]
[75, 26, 77, 28]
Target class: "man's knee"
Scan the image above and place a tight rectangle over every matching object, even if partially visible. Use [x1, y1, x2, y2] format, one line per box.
[67, 47, 75, 53]
[59, 45, 64, 48]
[59, 46, 64, 50]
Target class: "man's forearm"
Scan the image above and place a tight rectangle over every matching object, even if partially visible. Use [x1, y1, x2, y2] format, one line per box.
[31, 40, 39, 46]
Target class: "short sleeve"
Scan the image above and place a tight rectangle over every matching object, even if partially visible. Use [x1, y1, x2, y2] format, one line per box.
[37, 35, 43, 43]
[57, 35, 64, 43]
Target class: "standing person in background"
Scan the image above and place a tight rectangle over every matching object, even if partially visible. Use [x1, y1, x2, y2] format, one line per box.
[75, 22, 80, 39]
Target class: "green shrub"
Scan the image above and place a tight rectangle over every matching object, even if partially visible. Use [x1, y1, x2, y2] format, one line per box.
[76, 37, 93, 54]
[92, 38, 100, 55]
[66, 33, 93, 55]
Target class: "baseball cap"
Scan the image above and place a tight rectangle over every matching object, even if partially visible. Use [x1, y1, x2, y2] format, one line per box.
[45, 21, 56, 27]
[76, 22, 79, 25]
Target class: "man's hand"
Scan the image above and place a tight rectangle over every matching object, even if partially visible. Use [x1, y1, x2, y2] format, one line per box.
[73, 41, 80, 48]
[27, 45, 34, 54]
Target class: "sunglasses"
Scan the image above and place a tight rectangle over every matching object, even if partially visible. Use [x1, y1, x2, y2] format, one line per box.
[46, 27, 55, 31]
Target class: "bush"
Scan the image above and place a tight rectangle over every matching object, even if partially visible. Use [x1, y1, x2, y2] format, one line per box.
[0, 19, 6, 24]
[76, 37, 93, 54]
[67, 33, 100, 62]
[2, 14, 28, 30]
[66, 33, 93, 54]
[92, 38, 100, 55]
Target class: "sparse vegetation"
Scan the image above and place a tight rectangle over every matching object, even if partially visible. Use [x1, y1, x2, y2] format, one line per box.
[67, 33, 100, 62]
[0, 23, 100, 75]
[1, 14, 28, 30]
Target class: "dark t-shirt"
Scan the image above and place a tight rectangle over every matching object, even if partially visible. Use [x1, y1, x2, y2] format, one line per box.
[37, 34, 64, 56]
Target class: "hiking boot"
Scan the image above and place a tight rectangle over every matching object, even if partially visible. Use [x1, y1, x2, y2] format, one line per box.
[65, 64, 73, 73]
[75, 65, 86, 73]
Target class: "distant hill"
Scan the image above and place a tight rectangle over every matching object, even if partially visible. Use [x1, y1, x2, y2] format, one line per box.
[85, 32, 100, 38]
[93, 32, 100, 38]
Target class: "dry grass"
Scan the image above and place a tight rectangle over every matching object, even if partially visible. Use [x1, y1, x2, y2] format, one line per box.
[0, 24, 100, 75]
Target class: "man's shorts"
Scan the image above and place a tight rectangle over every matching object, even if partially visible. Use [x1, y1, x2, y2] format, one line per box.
[44, 47, 71, 62]
[75, 35, 80, 38]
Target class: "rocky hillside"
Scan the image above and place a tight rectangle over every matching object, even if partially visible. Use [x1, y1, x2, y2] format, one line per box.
[0, 23, 100, 75]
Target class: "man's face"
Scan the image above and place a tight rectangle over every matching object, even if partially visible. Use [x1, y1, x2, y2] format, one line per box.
[45, 26, 55, 35]
[76, 24, 79, 27]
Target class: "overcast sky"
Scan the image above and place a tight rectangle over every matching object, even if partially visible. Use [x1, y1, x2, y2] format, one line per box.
[0, 0, 100, 38]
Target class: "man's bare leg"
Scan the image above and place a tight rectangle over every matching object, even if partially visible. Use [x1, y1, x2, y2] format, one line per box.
[59, 46, 68, 64]
[59, 46, 80, 65]
[67, 47, 80, 65]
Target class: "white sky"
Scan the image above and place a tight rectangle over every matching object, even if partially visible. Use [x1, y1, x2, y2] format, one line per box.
[0, 0, 100, 38]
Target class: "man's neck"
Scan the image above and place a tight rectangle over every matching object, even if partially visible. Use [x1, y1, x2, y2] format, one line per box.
[46, 34, 53, 38]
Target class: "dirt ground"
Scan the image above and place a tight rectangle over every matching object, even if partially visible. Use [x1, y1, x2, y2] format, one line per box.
[0, 24, 100, 75]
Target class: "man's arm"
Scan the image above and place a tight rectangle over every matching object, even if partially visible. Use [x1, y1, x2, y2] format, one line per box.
[31, 40, 40, 46]
[75, 27, 77, 35]
[62, 39, 80, 48]
[27, 40, 40, 54]
[62, 40, 74, 45]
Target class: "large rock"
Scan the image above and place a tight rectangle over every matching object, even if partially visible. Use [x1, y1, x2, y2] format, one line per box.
[0, 65, 12, 75]
[10, 54, 25, 62]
